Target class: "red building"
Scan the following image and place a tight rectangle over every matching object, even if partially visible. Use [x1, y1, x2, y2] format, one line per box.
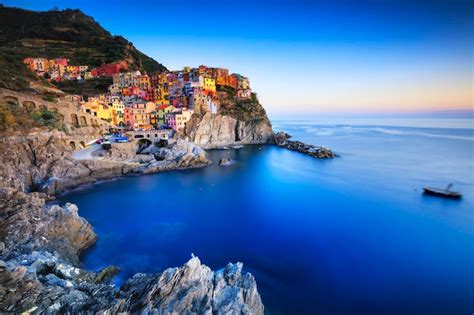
[55, 58, 68, 67]
[92, 63, 125, 77]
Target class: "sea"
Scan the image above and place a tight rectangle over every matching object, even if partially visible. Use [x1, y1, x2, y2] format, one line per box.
[59, 117, 474, 315]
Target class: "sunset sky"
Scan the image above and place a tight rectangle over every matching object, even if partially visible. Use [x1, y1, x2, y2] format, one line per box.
[2, 0, 473, 115]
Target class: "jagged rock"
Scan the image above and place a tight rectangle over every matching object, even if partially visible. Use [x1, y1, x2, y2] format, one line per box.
[115, 257, 263, 315]
[0, 188, 264, 314]
[270, 131, 292, 145]
[53, 263, 81, 280]
[219, 158, 233, 166]
[0, 190, 96, 265]
[271, 132, 337, 159]
[93, 265, 120, 284]
[142, 138, 210, 173]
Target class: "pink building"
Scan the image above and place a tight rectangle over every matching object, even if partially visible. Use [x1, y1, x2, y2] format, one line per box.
[166, 114, 176, 130]
[124, 107, 135, 128]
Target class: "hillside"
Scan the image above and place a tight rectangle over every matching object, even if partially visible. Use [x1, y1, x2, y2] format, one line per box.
[0, 5, 166, 92]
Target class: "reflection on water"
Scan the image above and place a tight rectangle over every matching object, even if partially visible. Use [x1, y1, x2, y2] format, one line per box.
[62, 118, 474, 315]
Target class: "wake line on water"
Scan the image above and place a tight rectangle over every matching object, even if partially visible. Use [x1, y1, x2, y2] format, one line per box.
[297, 125, 474, 141]
[370, 127, 474, 141]
[274, 120, 474, 141]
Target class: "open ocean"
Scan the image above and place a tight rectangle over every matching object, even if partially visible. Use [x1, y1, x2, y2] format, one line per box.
[60, 118, 474, 315]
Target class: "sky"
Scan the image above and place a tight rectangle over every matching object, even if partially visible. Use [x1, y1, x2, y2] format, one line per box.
[1, 0, 473, 115]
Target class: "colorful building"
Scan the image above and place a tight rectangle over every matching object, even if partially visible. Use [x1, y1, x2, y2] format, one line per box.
[81, 98, 113, 122]
[200, 76, 216, 93]
[166, 113, 176, 130]
[123, 102, 157, 130]
[112, 101, 125, 126]
[92, 63, 125, 77]
[175, 110, 193, 131]
[157, 104, 174, 126]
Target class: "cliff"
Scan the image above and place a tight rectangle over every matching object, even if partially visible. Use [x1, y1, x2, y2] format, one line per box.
[185, 89, 273, 148]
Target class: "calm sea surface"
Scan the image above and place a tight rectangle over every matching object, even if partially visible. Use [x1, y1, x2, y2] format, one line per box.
[60, 118, 474, 315]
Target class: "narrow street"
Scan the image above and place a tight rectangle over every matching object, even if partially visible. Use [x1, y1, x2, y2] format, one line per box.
[72, 143, 101, 160]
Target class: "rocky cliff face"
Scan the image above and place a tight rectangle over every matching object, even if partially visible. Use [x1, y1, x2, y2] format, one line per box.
[185, 90, 273, 149]
[0, 189, 263, 314]
[185, 112, 273, 149]
[0, 129, 210, 195]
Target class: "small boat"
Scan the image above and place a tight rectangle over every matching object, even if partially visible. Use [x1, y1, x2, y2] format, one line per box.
[423, 184, 462, 199]
[115, 136, 129, 143]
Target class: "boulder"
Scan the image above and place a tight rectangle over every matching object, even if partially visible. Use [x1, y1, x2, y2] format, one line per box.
[219, 158, 233, 166]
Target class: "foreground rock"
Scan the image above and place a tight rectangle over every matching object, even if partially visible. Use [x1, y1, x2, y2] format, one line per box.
[0, 190, 263, 314]
[271, 131, 337, 159]
[117, 257, 263, 314]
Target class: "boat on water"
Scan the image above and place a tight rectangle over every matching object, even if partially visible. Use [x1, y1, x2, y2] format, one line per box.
[115, 135, 129, 143]
[423, 184, 462, 199]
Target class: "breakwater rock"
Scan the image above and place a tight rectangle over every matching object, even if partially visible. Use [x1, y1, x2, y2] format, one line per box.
[271, 131, 337, 159]
[0, 189, 264, 314]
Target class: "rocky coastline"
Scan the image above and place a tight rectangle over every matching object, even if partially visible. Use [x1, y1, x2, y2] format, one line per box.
[0, 88, 334, 314]
[0, 189, 263, 313]
[0, 126, 266, 313]
[271, 131, 337, 159]
[0, 5, 336, 311]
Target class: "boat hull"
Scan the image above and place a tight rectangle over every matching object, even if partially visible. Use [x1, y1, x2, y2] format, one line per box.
[423, 188, 462, 199]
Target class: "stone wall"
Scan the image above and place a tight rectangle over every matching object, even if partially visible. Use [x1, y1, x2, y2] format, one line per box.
[0, 88, 110, 130]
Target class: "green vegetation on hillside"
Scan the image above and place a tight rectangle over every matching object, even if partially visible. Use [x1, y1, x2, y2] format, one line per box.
[0, 100, 65, 132]
[55, 77, 112, 97]
[0, 5, 167, 92]
[0, 53, 48, 91]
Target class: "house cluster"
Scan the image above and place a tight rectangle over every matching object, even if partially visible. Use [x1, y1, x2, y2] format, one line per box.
[79, 65, 254, 132]
[23, 57, 125, 82]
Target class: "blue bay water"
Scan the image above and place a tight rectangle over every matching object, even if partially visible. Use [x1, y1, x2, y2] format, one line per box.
[60, 118, 474, 315]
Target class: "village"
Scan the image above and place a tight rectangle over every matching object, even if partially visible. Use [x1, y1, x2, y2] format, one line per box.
[23, 58, 254, 137]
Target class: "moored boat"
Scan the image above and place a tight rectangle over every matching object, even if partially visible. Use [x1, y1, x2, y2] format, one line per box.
[115, 136, 129, 143]
[423, 184, 461, 199]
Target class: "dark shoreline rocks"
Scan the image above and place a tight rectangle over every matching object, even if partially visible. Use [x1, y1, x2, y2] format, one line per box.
[0, 132, 264, 314]
[0, 188, 264, 314]
[271, 131, 337, 159]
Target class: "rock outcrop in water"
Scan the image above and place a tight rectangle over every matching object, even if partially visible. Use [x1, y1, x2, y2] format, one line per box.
[0, 189, 264, 314]
[271, 131, 337, 159]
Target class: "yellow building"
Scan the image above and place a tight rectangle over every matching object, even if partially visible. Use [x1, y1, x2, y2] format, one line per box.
[81, 98, 113, 122]
[66, 65, 78, 73]
[112, 101, 125, 126]
[201, 76, 216, 93]
[136, 75, 151, 90]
